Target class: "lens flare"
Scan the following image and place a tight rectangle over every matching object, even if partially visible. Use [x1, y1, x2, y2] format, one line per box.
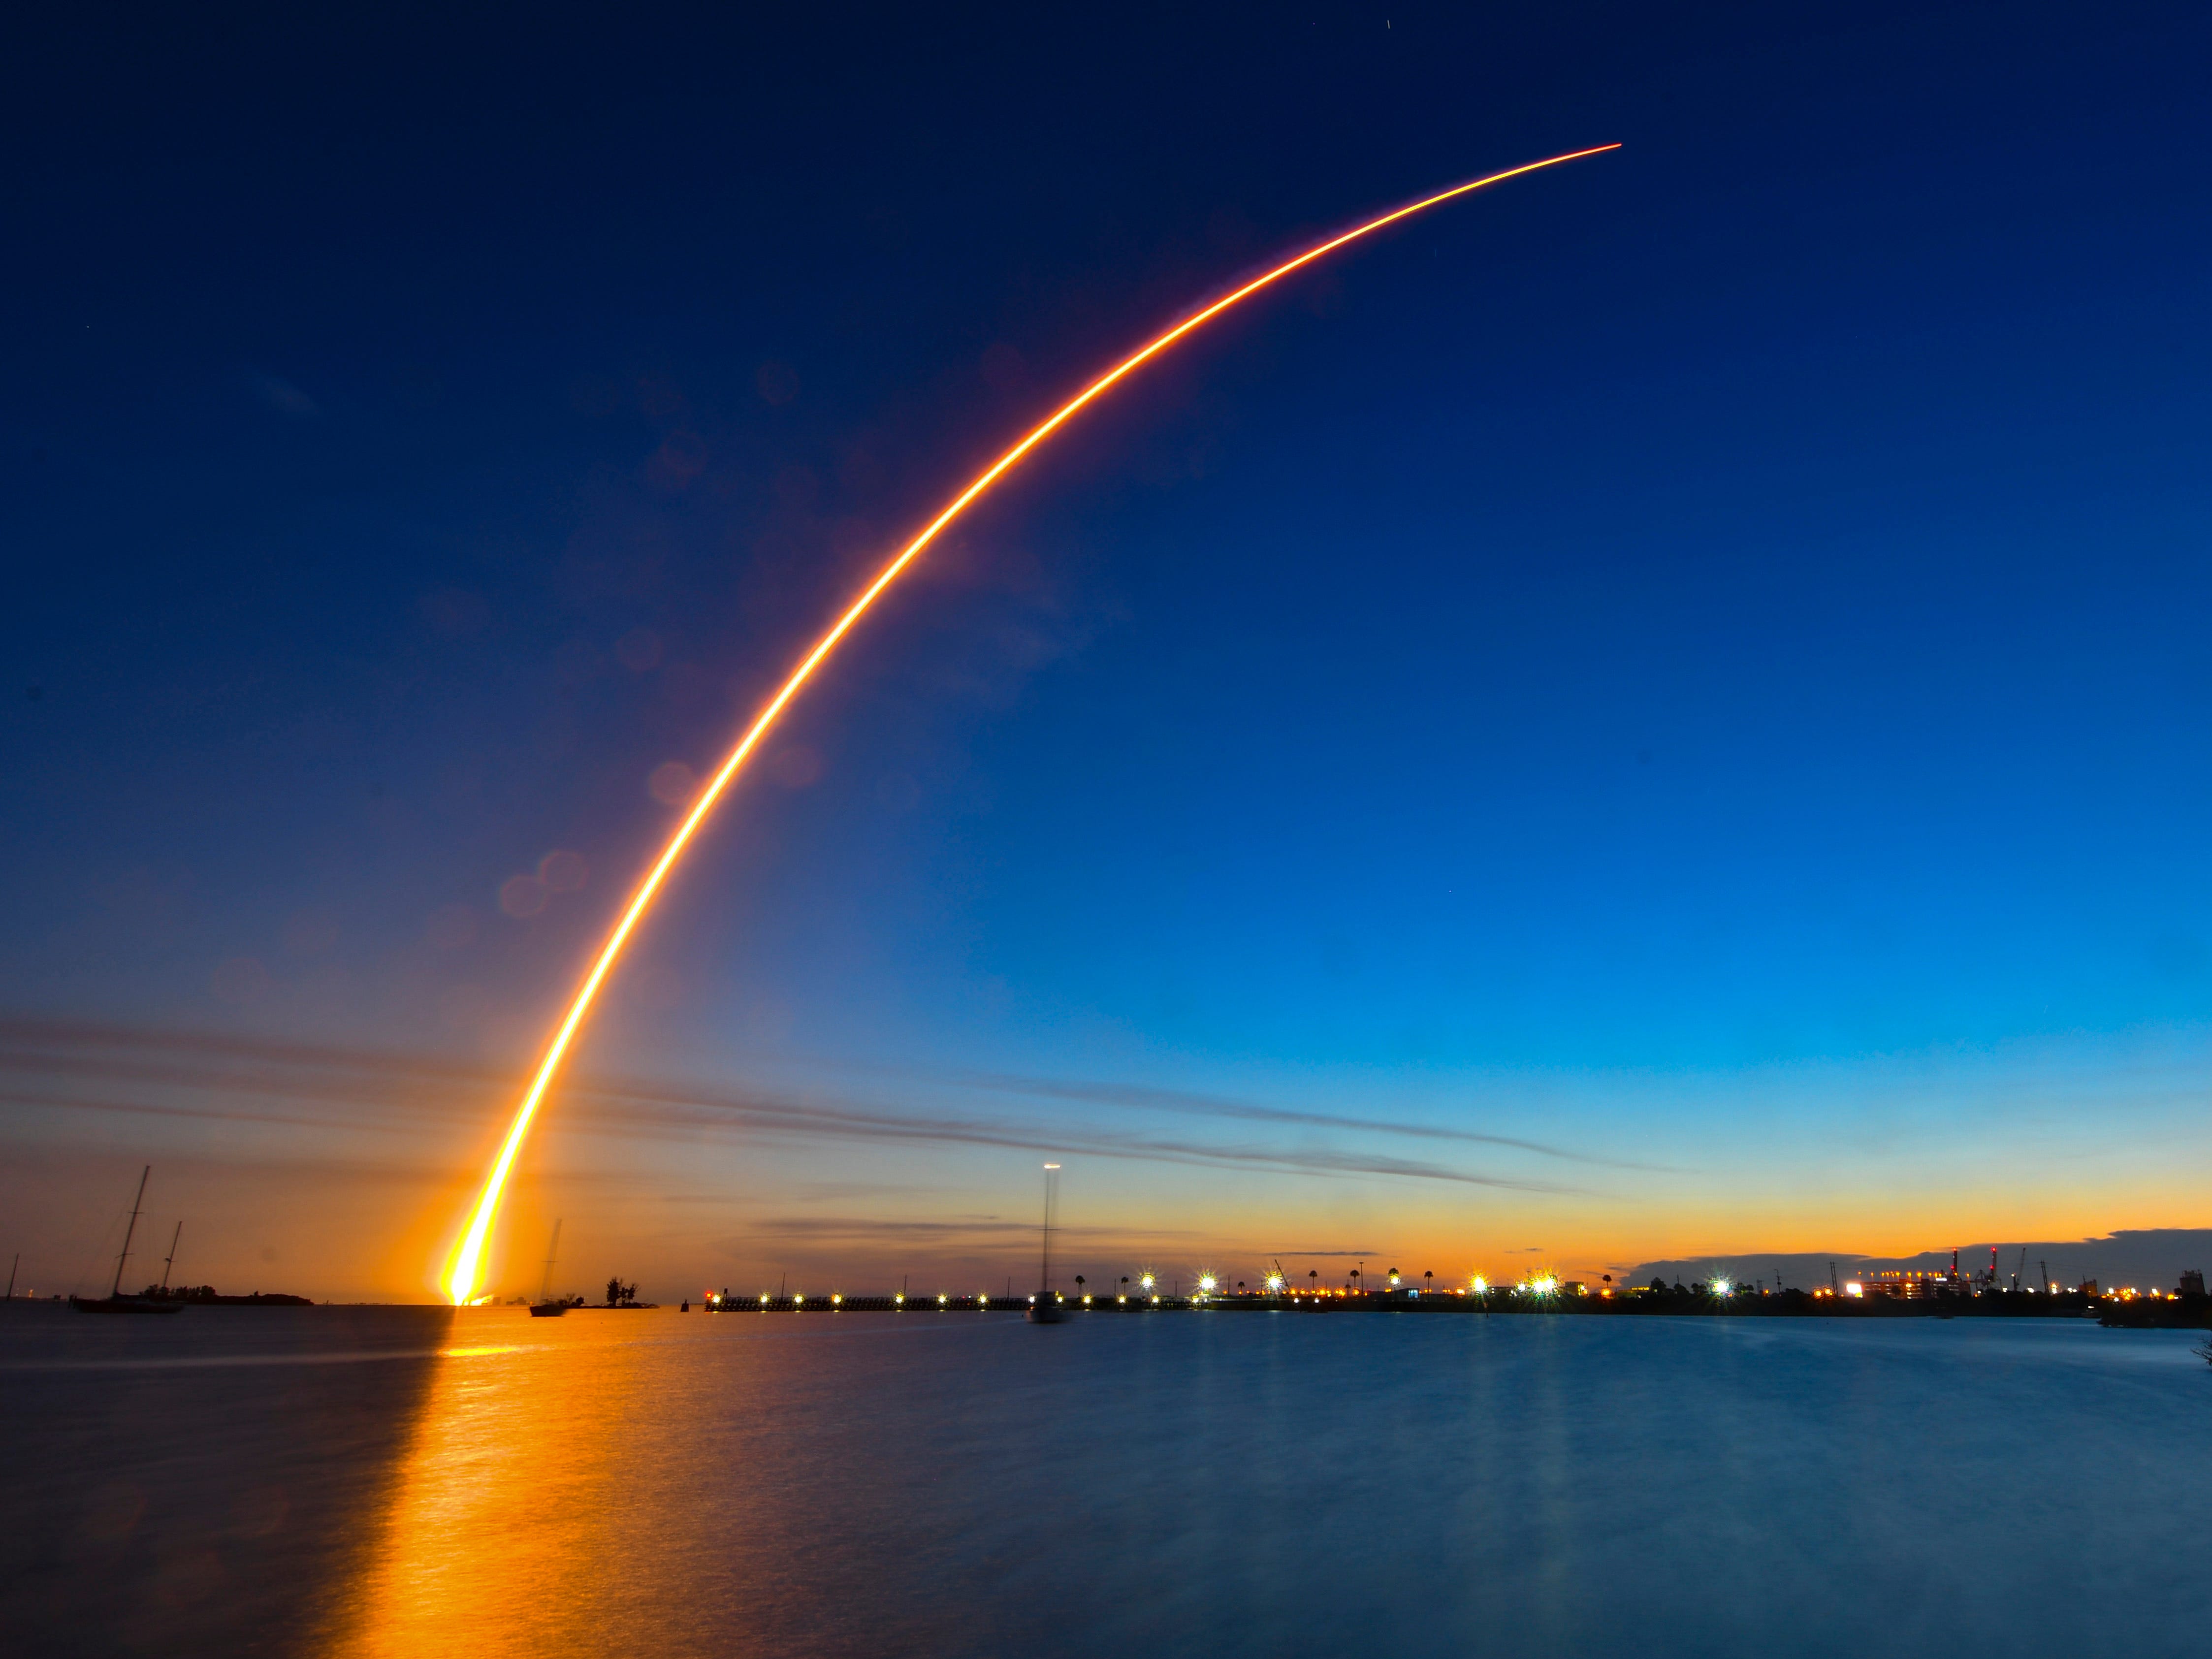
[438, 144, 1620, 1305]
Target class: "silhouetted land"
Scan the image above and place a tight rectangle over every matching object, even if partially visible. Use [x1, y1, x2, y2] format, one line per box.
[131, 1284, 315, 1306]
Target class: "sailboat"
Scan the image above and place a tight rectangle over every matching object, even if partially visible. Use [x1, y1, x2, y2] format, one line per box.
[1026, 1163, 1065, 1324]
[529, 1219, 569, 1316]
[70, 1166, 183, 1315]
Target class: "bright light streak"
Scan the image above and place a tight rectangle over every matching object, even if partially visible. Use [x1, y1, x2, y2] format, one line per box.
[1264, 1274, 1285, 1293]
[1471, 1276, 1488, 1294]
[437, 143, 1621, 1304]
[1197, 1274, 1218, 1295]
[1713, 1277, 1732, 1298]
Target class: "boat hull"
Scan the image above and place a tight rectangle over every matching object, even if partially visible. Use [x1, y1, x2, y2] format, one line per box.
[528, 1302, 568, 1317]
[69, 1296, 182, 1315]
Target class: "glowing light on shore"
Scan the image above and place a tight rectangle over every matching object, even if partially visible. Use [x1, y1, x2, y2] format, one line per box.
[435, 143, 1621, 1304]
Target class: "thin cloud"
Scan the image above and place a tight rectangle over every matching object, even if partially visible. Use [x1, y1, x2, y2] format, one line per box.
[734, 1216, 1203, 1244]
[0, 1016, 1602, 1197]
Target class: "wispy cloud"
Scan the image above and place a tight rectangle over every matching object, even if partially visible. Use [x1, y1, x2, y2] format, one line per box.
[247, 371, 319, 417]
[0, 1016, 1605, 1197]
[732, 1215, 1207, 1245]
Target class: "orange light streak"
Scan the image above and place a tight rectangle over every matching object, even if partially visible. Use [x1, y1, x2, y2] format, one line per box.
[439, 143, 1620, 1304]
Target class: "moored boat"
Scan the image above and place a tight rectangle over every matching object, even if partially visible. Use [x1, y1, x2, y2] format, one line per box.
[1026, 1163, 1066, 1324]
[529, 1219, 569, 1314]
[71, 1166, 182, 1316]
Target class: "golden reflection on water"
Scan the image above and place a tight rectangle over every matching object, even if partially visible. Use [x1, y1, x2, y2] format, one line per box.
[329, 1311, 673, 1658]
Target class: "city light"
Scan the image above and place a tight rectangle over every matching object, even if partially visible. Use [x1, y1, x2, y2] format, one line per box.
[1264, 1274, 1285, 1293]
[1197, 1274, 1218, 1295]
[1713, 1278, 1733, 1298]
[432, 144, 1622, 1305]
[1471, 1276, 1487, 1294]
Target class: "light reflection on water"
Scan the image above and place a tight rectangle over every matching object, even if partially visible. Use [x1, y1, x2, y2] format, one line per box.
[8, 1304, 2210, 1657]
[334, 1317, 681, 1656]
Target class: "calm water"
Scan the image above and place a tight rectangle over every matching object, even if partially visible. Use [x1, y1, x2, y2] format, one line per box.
[3, 1303, 2207, 1657]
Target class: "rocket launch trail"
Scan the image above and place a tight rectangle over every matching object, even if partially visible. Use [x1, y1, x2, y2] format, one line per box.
[440, 144, 1620, 1304]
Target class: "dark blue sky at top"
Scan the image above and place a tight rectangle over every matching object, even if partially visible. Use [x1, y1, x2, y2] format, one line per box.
[5, 2, 2210, 1092]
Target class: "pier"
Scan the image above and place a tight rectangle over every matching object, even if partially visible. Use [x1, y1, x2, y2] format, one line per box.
[693, 1286, 2194, 1320]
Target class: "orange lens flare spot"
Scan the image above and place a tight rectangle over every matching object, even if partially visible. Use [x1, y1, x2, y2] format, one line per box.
[437, 143, 1620, 1305]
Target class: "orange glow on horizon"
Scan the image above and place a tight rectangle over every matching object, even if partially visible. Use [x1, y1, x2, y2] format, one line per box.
[438, 143, 1622, 1304]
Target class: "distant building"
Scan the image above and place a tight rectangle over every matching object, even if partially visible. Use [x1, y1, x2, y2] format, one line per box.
[1859, 1271, 1949, 1300]
[2180, 1270, 2205, 1297]
[2078, 1279, 2099, 1298]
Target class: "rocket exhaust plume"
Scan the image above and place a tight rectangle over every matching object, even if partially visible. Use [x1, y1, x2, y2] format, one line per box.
[439, 144, 1620, 1304]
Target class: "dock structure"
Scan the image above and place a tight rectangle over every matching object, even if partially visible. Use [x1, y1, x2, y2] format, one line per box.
[690, 1285, 2151, 1319]
[705, 1290, 1502, 1314]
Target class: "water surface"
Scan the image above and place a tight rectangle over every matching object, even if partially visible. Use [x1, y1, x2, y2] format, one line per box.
[4, 1304, 2207, 1656]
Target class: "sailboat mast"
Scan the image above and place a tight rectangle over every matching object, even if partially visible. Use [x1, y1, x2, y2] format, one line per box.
[160, 1221, 183, 1294]
[1039, 1163, 1059, 1295]
[111, 1165, 150, 1299]
[540, 1219, 563, 1302]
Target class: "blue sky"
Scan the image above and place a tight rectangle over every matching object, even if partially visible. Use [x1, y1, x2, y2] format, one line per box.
[3, 4, 2210, 1296]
